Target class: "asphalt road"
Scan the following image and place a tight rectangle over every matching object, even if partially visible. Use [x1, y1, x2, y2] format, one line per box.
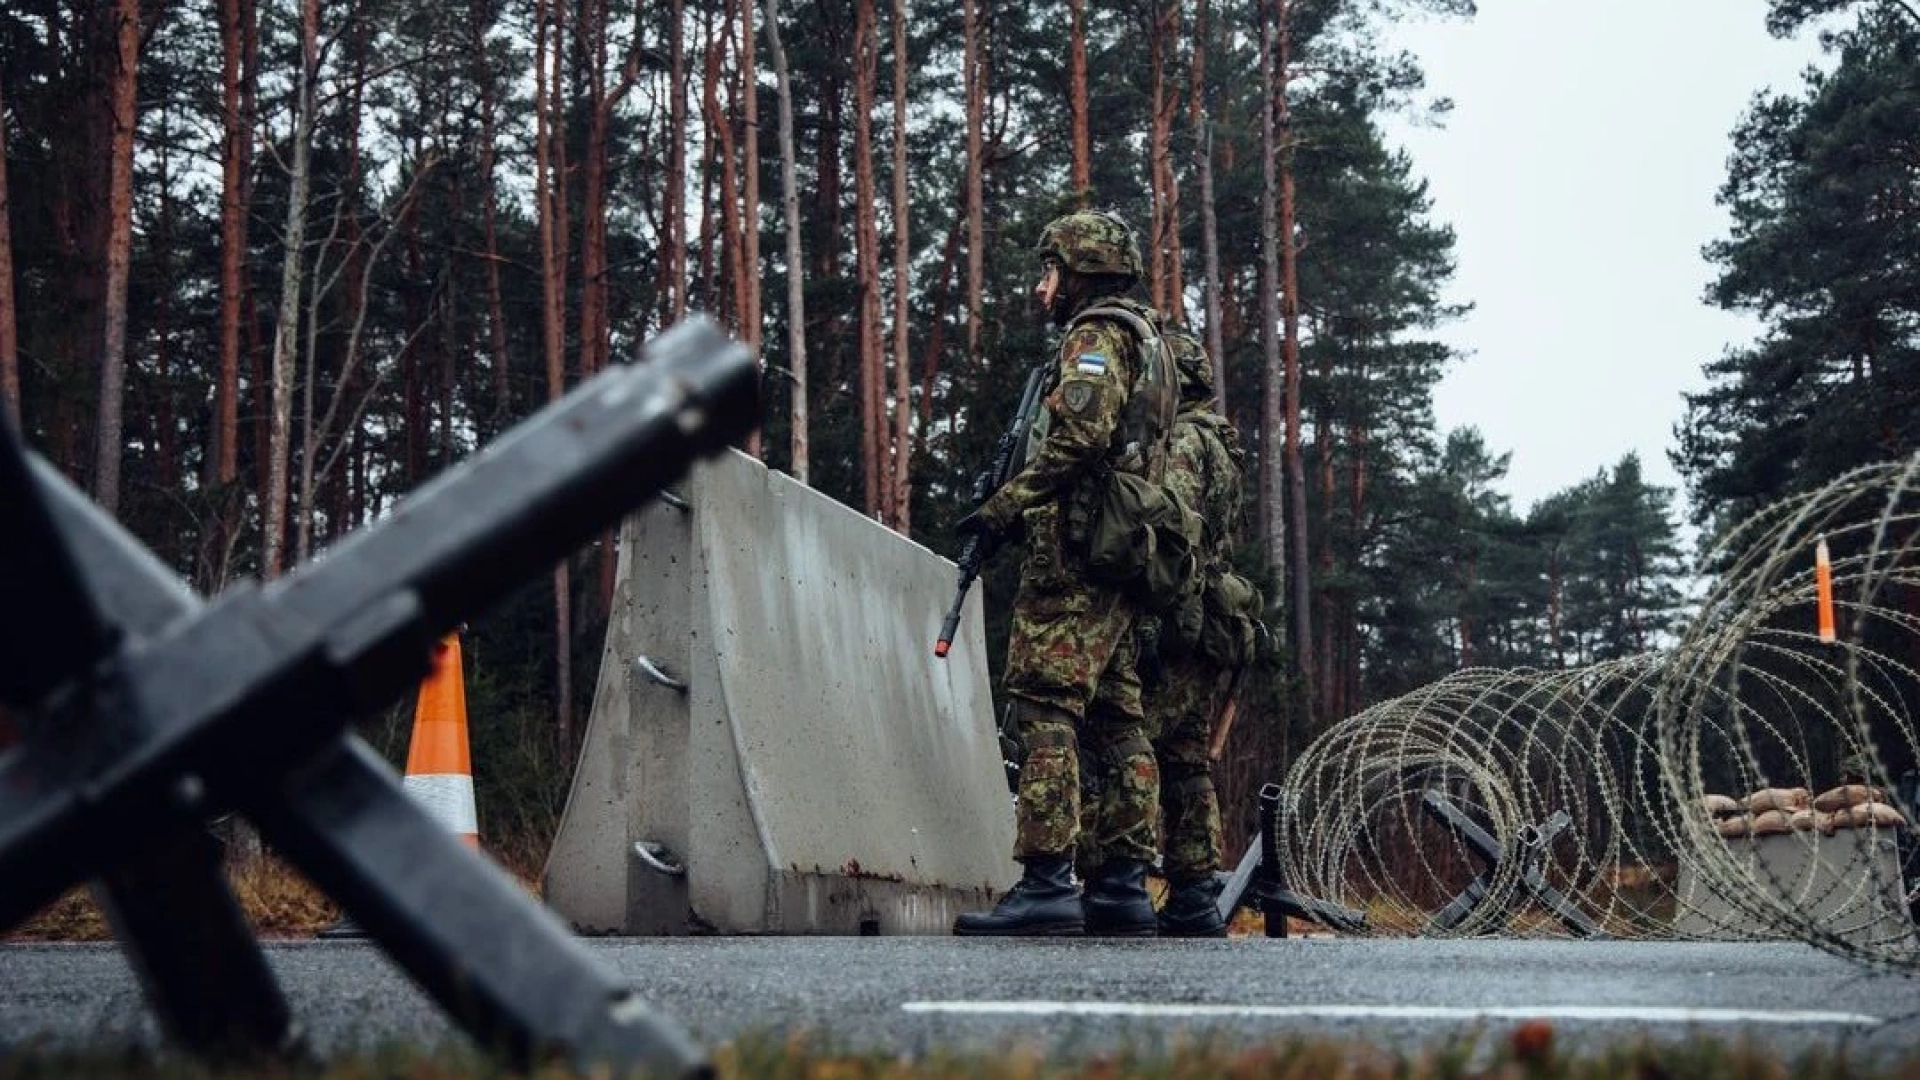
[4, 936, 1918, 1065]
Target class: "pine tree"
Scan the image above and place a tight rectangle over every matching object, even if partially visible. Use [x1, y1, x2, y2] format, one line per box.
[1677, 10, 1919, 531]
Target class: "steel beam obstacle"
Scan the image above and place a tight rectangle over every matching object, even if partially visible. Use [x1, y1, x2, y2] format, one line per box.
[1420, 788, 1606, 938]
[0, 319, 757, 1077]
[1217, 784, 1368, 936]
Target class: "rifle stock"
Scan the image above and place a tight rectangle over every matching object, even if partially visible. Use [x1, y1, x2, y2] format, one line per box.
[1209, 660, 1249, 762]
[1210, 620, 1271, 758]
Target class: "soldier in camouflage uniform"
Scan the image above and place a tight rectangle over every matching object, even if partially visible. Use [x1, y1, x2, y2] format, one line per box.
[1147, 332, 1246, 937]
[951, 209, 1166, 937]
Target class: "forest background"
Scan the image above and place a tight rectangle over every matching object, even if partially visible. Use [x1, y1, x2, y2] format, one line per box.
[0, 0, 1913, 866]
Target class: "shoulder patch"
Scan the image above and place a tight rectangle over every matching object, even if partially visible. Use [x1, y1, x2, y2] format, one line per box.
[1062, 380, 1096, 416]
[1064, 328, 1109, 354]
[1076, 352, 1108, 375]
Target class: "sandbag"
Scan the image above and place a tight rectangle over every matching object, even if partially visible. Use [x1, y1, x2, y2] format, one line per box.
[1812, 784, 1886, 814]
[1744, 787, 1810, 815]
[1701, 794, 1742, 819]
[1829, 801, 1908, 831]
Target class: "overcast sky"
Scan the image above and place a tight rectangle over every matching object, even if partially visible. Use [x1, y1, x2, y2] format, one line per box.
[1380, 1, 1831, 516]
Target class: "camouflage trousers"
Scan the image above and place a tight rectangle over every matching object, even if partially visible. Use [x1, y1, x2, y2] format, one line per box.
[1144, 649, 1230, 882]
[1004, 503, 1156, 864]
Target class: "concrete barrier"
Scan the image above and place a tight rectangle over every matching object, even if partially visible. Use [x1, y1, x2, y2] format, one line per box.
[1673, 827, 1916, 948]
[543, 449, 1017, 934]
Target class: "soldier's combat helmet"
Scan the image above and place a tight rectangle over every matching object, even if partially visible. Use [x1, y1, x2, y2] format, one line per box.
[1168, 331, 1214, 401]
[1035, 209, 1144, 280]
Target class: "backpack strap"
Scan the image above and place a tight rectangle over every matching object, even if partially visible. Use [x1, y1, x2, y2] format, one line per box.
[1068, 303, 1179, 482]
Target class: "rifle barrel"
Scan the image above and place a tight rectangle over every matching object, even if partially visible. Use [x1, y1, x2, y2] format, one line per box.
[934, 540, 983, 657]
[934, 595, 966, 658]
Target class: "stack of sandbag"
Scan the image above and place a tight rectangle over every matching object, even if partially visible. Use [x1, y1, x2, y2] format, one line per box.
[1702, 785, 1908, 838]
[1811, 783, 1909, 834]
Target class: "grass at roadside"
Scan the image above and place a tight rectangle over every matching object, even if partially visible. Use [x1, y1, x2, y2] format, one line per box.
[11, 850, 1306, 942]
[4, 840, 551, 942]
[0, 1031, 1913, 1080]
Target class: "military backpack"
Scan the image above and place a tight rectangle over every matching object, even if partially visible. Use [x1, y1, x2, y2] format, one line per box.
[1160, 410, 1262, 667]
[1066, 302, 1202, 614]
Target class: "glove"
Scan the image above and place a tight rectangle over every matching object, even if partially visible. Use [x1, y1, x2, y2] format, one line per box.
[955, 493, 1017, 542]
[954, 508, 997, 540]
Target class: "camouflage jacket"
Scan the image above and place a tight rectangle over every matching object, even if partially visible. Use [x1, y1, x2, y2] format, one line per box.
[1165, 404, 1243, 566]
[976, 294, 1157, 532]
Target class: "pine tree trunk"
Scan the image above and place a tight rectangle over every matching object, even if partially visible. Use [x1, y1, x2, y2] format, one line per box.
[152, 115, 179, 495]
[249, 303, 271, 530]
[1276, 0, 1315, 725]
[1314, 399, 1335, 720]
[664, 0, 689, 324]
[696, 9, 721, 314]
[917, 212, 963, 432]
[963, 0, 984, 369]
[1341, 420, 1367, 715]
[889, 0, 912, 531]
[764, 0, 808, 482]
[703, 8, 744, 338]
[213, 0, 254, 486]
[47, 47, 105, 479]
[739, 0, 764, 459]
[1146, 1, 1183, 322]
[579, 0, 612, 385]
[536, 0, 573, 754]
[579, 2, 643, 612]
[264, 0, 320, 580]
[92, 0, 140, 517]
[1146, 9, 1169, 314]
[854, 0, 883, 519]
[1069, 0, 1089, 198]
[1191, 0, 1224, 414]
[809, 62, 845, 284]
[1257, 6, 1283, 591]
[0, 80, 18, 429]
[471, 0, 510, 432]
[1166, 1, 1187, 321]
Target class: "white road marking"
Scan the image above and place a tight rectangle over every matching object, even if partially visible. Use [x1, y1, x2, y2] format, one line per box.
[901, 1001, 1882, 1026]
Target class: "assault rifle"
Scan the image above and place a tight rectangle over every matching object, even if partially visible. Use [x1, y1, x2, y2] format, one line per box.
[934, 361, 1051, 657]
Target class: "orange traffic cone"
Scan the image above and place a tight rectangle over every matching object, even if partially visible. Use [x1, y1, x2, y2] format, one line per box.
[403, 632, 478, 847]
[1815, 535, 1836, 643]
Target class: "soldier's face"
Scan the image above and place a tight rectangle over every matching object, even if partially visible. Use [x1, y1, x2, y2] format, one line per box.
[1035, 261, 1069, 325]
[1034, 262, 1061, 310]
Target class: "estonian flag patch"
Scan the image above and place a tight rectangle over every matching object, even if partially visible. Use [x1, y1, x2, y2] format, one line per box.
[1076, 352, 1109, 375]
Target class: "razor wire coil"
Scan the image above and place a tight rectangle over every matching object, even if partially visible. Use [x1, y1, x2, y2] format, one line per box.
[1277, 454, 1920, 968]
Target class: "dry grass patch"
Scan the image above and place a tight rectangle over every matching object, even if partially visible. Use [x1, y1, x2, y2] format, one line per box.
[4, 838, 546, 943]
[5, 885, 113, 942]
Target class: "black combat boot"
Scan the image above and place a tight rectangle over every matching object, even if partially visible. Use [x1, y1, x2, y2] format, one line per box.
[952, 856, 1084, 936]
[1157, 875, 1227, 937]
[1082, 858, 1157, 936]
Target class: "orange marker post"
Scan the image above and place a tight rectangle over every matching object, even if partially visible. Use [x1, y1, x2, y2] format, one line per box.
[1815, 535, 1836, 644]
[403, 632, 478, 846]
